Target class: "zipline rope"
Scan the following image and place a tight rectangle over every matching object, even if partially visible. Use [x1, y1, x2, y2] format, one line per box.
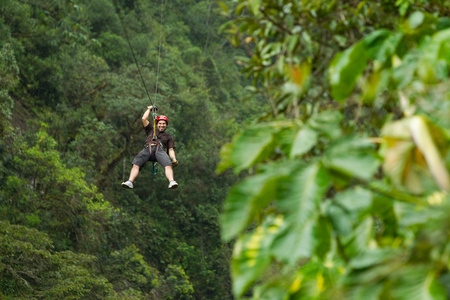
[153, 0, 165, 108]
[113, 0, 164, 108]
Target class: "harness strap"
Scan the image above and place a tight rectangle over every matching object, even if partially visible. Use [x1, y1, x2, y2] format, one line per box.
[151, 106, 159, 140]
[148, 143, 159, 161]
[152, 118, 157, 140]
[147, 144, 159, 175]
[158, 140, 165, 152]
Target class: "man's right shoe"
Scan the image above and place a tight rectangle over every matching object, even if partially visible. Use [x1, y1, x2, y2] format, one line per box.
[168, 180, 178, 189]
[121, 180, 133, 189]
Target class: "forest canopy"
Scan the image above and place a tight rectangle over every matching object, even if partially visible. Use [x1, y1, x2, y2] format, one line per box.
[0, 0, 260, 298]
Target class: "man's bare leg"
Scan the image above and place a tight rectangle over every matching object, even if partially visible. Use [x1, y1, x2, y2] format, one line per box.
[129, 164, 140, 182]
[165, 166, 178, 189]
[122, 164, 140, 189]
[164, 166, 174, 182]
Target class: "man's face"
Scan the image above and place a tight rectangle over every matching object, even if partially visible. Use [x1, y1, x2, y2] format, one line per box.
[157, 120, 167, 131]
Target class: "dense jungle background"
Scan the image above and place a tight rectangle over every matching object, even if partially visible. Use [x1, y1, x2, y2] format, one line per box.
[0, 0, 262, 298]
[1, 0, 450, 299]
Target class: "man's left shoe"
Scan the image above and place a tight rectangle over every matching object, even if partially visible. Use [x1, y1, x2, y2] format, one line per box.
[168, 180, 178, 189]
[121, 180, 134, 189]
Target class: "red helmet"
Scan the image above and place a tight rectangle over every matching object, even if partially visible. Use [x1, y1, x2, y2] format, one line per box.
[156, 115, 169, 125]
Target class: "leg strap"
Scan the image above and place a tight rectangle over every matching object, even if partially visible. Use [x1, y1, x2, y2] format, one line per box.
[149, 144, 160, 161]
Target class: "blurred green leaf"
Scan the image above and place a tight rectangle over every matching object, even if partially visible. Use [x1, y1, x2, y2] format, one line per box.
[307, 110, 343, 140]
[409, 116, 449, 191]
[236, 2, 245, 15]
[271, 163, 329, 263]
[349, 248, 399, 269]
[248, 0, 261, 15]
[373, 32, 403, 68]
[370, 195, 398, 236]
[408, 11, 426, 30]
[347, 284, 384, 300]
[380, 116, 449, 193]
[363, 29, 392, 59]
[277, 125, 298, 157]
[335, 186, 373, 213]
[329, 41, 368, 101]
[231, 216, 284, 297]
[362, 69, 391, 102]
[221, 163, 293, 241]
[216, 142, 233, 173]
[254, 285, 289, 300]
[394, 202, 439, 228]
[270, 216, 316, 264]
[403, 11, 439, 37]
[314, 216, 332, 260]
[290, 126, 318, 158]
[341, 217, 374, 258]
[418, 28, 450, 83]
[231, 125, 277, 174]
[277, 163, 329, 223]
[390, 267, 446, 300]
[217, 1, 229, 15]
[328, 204, 353, 236]
[324, 137, 380, 180]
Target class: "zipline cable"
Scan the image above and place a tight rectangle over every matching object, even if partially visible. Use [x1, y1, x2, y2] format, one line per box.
[112, 0, 164, 108]
[153, 0, 165, 108]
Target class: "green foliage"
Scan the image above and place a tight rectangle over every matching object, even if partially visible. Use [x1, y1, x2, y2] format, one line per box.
[104, 244, 160, 294]
[160, 265, 194, 299]
[329, 14, 450, 101]
[0, 43, 19, 133]
[85, 0, 121, 35]
[1, 129, 116, 252]
[182, 46, 202, 65]
[0, 221, 115, 299]
[0, 44, 19, 90]
[56, 48, 109, 104]
[96, 32, 130, 67]
[219, 1, 450, 299]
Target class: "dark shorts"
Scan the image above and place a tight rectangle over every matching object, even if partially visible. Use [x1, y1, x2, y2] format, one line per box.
[132, 146, 172, 169]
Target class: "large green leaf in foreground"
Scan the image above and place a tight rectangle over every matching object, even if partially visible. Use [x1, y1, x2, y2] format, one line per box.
[231, 125, 277, 174]
[271, 162, 330, 264]
[221, 172, 279, 242]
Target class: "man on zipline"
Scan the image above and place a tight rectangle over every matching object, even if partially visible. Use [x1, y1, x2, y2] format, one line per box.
[122, 106, 178, 189]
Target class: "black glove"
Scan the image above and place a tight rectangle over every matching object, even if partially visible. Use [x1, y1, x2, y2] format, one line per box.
[172, 159, 178, 167]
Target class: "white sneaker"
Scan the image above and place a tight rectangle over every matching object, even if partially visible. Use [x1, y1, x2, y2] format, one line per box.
[168, 180, 178, 189]
[121, 180, 133, 189]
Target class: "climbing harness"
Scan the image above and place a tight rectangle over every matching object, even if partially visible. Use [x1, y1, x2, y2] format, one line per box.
[149, 144, 158, 175]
